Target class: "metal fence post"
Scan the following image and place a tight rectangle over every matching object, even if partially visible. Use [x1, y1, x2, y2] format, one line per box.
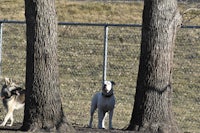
[0, 22, 3, 75]
[102, 25, 108, 85]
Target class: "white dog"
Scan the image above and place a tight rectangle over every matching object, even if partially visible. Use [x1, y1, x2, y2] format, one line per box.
[0, 78, 25, 126]
[88, 80, 116, 129]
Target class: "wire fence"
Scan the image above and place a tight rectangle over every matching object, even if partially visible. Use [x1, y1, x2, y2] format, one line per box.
[0, 22, 199, 132]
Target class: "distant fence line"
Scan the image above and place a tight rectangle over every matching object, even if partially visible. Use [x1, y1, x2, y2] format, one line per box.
[1, 20, 200, 28]
[0, 20, 200, 81]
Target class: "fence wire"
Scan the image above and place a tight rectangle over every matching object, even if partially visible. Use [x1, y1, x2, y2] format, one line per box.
[0, 23, 199, 132]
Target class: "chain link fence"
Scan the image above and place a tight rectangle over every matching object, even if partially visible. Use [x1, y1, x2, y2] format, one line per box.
[0, 22, 199, 132]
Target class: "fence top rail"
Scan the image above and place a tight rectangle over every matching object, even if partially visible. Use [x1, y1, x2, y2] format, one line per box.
[0, 20, 200, 29]
[0, 20, 141, 27]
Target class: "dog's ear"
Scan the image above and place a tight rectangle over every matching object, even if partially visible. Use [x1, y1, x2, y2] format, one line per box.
[5, 77, 11, 85]
[111, 81, 115, 85]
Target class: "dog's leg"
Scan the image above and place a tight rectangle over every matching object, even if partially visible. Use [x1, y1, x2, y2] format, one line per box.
[88, 106, 96, 128]
[8, 113, 14, 126]
[0, 108, 14, 126]
[109, 109, 114, 129]
[98, 110, 105, 129]
[102, 112, 107, 129]
[88, 96, 97, 128]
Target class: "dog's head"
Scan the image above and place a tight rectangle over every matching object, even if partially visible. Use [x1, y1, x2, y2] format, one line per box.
[102, 81, 115, 97]
[1, 78, 19, 99]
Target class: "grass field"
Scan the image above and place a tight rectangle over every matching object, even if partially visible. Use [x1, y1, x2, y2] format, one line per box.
[0, 0, 200, 132]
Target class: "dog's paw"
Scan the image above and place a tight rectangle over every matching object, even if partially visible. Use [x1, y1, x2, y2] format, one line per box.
[87, 125, 92, 128]
[0, 123, 6, 126]
[8, 123, 13, 126]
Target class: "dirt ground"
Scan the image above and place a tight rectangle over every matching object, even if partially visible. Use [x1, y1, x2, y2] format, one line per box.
[0, 123, 137, 133]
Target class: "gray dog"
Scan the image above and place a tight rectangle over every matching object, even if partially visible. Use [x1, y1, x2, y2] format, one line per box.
[0, 78, 25, 126]
[88, 80, 116, 129]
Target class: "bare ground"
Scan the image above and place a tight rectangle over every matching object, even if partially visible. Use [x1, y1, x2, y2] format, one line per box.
[0, 123, 137, 133]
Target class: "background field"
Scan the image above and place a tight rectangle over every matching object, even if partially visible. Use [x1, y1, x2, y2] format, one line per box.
[0, 0, 199, 132]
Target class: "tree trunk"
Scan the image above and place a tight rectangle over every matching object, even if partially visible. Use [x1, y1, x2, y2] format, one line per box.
[127, 0, 182, 132]
[21, 0, 75, 132]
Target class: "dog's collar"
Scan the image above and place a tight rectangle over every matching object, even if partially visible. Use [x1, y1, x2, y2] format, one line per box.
[102, 92, 113, 97]
[102, 89, 114, 97]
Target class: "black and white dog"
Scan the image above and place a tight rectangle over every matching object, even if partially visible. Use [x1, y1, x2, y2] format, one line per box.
[88, 81, 116, 129]
[0, 78, 25, 126]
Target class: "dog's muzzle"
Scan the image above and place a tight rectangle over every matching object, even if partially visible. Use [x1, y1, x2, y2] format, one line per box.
[102, 86, 113, 97]
[103, 84, 108, 92]
[1, 88, 12, 99]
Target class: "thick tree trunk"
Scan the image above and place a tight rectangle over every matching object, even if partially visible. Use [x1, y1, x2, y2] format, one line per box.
[21, 0, 75, 132]
[127, 0, 182, 132]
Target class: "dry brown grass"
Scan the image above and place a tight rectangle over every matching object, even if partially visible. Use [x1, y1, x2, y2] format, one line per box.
[0, 1, 199, 132]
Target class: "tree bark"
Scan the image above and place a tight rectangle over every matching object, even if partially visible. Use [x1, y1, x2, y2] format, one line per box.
[21, 0, 75, 132]
[127, 0, 182, 132]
